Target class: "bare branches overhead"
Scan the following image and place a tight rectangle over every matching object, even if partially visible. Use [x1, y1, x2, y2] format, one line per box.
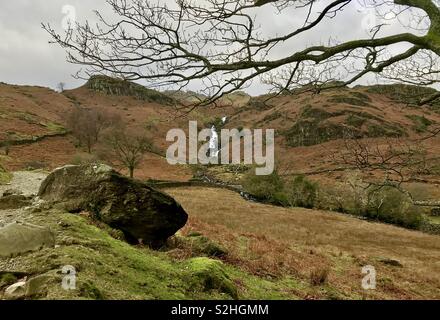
[43, 0, 440, 104]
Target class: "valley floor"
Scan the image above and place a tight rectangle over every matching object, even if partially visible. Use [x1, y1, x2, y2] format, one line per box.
[165, 187, 440, 299]
[0, 171, 439, 300]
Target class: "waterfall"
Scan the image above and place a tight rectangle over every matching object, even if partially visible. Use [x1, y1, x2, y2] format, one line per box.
[209, 125, 219, 157]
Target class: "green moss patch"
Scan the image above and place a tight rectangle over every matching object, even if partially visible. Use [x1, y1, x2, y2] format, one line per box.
[0, 164, 12, 185]
[1, 210, 309, 300]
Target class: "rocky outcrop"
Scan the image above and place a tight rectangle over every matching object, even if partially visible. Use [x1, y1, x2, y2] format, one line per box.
[0, 222, 55, 258]
[38, 164, 188, 246]
[86, 75, 175, 105]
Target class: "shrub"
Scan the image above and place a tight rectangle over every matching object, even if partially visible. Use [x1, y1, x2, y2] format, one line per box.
[24, 161, 47, 170]
[405, 114, 433, 133]
[70, 153, 100, 166]
[242, 169, 284, 204]
[189, 164, 209, 179]
[317, 175, 424, 229]
[145, 117, 160, 130]
[285, 175, 318, 208]
[310, 267, 330, 286]
[0, 163, 12, 185]
[365, 187, 424, 229]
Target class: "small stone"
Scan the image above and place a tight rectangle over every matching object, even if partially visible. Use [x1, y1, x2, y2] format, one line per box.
[4, 281, 26, 299]
[379, 258, 403, 267]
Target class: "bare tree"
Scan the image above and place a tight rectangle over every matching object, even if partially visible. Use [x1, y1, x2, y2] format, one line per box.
[103, 127, 153, 178]
[332, 135, 440, 203]
[43, 0, 440, 105]
[57, 82, 66, 92]
[65, 107, 120, 153]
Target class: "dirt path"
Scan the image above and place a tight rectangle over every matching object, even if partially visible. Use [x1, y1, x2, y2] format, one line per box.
[0, 171, 48, 197]
[0, 171, 48, 228]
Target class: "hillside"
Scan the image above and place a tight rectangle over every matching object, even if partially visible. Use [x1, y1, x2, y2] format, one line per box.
[0, 171, 439, 300]
[0, 78, 440, 300]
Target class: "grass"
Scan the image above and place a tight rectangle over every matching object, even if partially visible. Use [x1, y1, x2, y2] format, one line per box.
[0, 208, 313, 300]
[0, 163, 12, 184]
[164, 186, 440, 299]
[427, 215, 440, 225]
[283, 105, 405, 147]
[405, 114, 434, 133]
[42, 121, 67, 134]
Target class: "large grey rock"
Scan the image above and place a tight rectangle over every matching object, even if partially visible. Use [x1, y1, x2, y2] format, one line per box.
[0, 222, 55, 258]
[38, 164, 188, 246]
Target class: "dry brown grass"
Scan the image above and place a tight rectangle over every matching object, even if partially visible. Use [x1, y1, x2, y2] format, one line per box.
[165, 186, 440, 299]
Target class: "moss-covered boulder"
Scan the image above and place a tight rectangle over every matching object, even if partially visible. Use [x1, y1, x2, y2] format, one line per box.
[38, 164, 188, 246]
[184, 257, 238, 299]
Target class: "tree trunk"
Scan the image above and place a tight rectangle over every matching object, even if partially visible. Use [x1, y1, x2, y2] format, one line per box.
[129, 166, 134, 178]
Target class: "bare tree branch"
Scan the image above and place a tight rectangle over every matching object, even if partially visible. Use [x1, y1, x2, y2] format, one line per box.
[42, 0, 440, 105]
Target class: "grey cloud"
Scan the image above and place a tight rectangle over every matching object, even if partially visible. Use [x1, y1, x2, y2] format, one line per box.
[0, 1, 417, 93]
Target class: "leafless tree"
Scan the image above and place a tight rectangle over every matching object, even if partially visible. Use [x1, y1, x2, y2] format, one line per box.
[65, 107, 120, 153]
[57, 82, 66, 92]
[103, 127, 153, 178]
[42, 0, 440, 106]
[332, 134, 440, 203]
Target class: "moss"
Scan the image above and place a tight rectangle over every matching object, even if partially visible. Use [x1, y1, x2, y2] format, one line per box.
[79, 281, 105, 300]
[15, 112, 39, 124]
[42, 122, 67, 134]
[0, 164, 12, 185]
[183, 257, 238, 299]
[5, 210, 309, 300]
[0, 273, 17, 288]
[175, 235, 228, 257]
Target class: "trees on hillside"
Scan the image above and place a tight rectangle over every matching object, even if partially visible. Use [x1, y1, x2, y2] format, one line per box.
[43, 0, 440, 105]
[65, 107, 120, 153]
[103, 127, 153, 178]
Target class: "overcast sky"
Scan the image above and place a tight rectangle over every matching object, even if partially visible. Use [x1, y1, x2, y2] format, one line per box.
[0, 0, 422, 94]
